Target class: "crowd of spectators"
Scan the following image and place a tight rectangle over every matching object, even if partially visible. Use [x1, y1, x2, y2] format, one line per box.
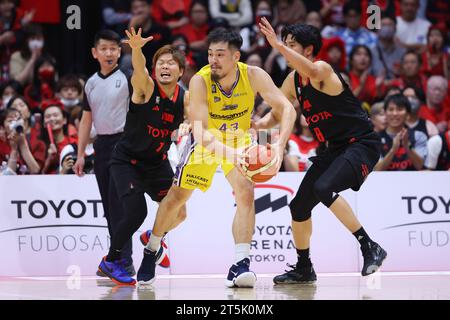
[1, 0, 449, 175]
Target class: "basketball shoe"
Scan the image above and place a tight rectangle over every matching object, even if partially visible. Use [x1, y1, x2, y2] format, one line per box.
[273, 263, 317, 285]
[98, 256, 136, 286]
[139, 230, 170, 268]
[361, 242, 387, 276]
[225, 258, 257, 288]
[137, 245, 168, 285]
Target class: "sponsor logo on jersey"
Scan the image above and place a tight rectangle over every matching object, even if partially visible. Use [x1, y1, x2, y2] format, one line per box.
[162, 112, 174, 123]
[221, 104, 238, 111]
[209, 108, 249, 121]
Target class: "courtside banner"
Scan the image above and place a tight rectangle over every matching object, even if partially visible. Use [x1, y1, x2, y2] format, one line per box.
[0, 175, 168, 277]
[357, 172, 450, 272]
[0, 173, 449, 276]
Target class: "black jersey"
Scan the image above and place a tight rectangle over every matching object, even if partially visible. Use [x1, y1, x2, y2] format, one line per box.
[294, 71, 377, 148]
[410, 118, 429, 138]
[114, 83, 185, 163]
[436, 131, 450, 170]
[379, 129, 417, 171]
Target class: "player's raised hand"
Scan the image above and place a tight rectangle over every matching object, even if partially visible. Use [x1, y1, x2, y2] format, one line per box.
[123, 27, 153, 49]
[258, 17, 282, 49]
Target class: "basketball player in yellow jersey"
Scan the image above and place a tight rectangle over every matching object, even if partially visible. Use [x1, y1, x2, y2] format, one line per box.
[136, 28, 296, 288]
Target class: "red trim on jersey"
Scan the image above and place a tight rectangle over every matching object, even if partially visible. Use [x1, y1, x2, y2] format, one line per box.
[157, 83, 180, 103]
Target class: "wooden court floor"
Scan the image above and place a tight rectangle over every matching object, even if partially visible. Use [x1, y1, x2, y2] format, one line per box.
[1, 272, 449, 300]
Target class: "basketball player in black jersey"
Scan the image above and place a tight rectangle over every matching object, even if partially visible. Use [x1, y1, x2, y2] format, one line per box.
[258, 18, 387, 284]
[98, 28, 189, 285]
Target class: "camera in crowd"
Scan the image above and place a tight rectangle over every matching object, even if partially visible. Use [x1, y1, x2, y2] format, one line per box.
[9, 119, 24, 134]
[62, 152, 95, 174]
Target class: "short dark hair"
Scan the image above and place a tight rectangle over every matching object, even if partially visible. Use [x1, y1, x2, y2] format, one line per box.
[56, 74, 83, 94]
[6, 95, 30, 112]
[207, 28, 243, 51]
[343, 1, 362, 16]
[402, 49, 422, 65]
[349, 45, 372, 68]
[0, 108, 20, 127]
[281, 24, 322, 56]
[93, 29, 121, 47]
[380, 13, 396, 24]
[384, 93, 411, 113]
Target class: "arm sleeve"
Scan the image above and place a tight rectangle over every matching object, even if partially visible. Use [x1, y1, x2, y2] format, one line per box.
[424, 135, 443, 169]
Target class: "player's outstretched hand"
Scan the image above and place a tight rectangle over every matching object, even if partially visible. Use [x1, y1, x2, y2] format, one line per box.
[123, 27, 153, 50]
[258, 17, 282, 49]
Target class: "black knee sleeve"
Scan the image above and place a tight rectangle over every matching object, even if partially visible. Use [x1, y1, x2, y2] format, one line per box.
[313, 179, 339, 208]
[289, 195, 313, 222]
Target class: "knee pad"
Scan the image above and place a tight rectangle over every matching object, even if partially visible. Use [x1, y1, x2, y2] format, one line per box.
[313, 179, 338, 208]
[289, 196, 312, 222]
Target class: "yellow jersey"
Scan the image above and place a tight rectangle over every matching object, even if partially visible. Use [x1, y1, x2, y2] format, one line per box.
[196, 62, 254, 147]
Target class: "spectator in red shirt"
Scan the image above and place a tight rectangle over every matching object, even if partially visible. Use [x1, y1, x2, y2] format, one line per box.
[387, 50, 428, 94]
[349, 44, 384, 105]
[0, 107, 40, 174]
[318, 36, 346, 72]
[152, 0, 191, 33]
[418, 75, 449, 133]
[178, 0, 209, 53]
[24, 55, 57, 110]
[420, 24, 448, 78]
[6, 95, 45, 168]
[40, 99, 77, 174]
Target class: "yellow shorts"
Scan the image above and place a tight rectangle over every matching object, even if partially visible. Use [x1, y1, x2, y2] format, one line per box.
[173, 133, 252, 192]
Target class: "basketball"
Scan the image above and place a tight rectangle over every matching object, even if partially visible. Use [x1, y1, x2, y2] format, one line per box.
[242, 144, 278, 183]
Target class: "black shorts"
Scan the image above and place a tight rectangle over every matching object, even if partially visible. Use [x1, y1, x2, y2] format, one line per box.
[110, 158, 174, 202]
[311, 135, 381, 191]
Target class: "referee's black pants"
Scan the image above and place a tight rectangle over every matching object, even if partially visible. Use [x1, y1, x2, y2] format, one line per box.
[93, 133, 133, 265]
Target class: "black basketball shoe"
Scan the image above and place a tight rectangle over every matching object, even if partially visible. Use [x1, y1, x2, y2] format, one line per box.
[361, 242, 387, 276]
[273, 263, 317, 285]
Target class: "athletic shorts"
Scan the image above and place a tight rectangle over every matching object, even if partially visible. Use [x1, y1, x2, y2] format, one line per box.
[173, 133, 253, 192]
[110, 158, 174, 202]
[311, 133, 381, 191]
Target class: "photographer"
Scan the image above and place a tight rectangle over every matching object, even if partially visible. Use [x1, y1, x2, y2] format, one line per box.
[60, 105, 95, 175]
[0, 108, 40, 175]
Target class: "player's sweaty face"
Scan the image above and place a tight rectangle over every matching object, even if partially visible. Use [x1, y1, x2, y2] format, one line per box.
[155, 53, 182, 85]
[93, 39, 121, 68]
[284, 34, 305, 68]
[208, 42, 235, 81]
